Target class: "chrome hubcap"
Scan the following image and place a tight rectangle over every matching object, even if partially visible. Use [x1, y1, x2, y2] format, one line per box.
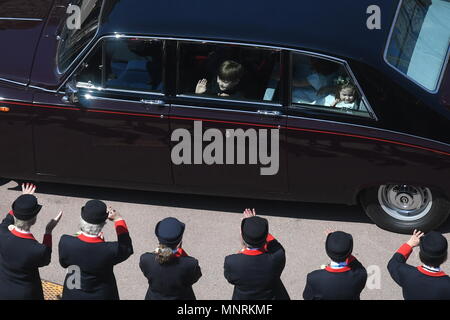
[378, 185, 432, 221]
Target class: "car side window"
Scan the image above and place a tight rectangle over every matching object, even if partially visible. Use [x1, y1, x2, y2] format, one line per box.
[177, 42, 281, 103]
[77, 38, 164, 93]
[290, 53, 371, 118]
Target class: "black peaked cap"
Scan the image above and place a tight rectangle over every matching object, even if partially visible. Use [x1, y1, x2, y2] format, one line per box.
[155, 217, 185, 246]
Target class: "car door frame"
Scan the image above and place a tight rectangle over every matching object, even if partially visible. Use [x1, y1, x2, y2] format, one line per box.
[31, 34, 174, 189]
[165, 38, 290, 197]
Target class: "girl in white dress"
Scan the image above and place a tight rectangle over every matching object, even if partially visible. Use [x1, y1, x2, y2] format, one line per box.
[322, 78, 358, 110]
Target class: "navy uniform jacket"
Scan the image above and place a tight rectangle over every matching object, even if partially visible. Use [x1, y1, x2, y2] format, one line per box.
[303, 255, 367, 300]
[140, 248, 202, 300]
[224, 234, 290, 300]
[388, 243, 450, 300]
[58, 219, 133, 300]
[0, 211, 52, 300]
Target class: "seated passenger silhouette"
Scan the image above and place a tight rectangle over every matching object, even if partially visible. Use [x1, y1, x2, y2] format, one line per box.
[292, 56, 341, 104]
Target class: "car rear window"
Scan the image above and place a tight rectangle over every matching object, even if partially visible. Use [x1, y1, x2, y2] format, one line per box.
[385, 0, 450, 92]
[57, 0, 103, 73]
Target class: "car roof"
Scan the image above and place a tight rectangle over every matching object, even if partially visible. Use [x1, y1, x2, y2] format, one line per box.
[99, 0, 399, 64]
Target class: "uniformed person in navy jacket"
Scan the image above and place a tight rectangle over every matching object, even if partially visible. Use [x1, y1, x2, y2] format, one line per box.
[303, 231, 367, 300]
[224, 208, 290, 300]
[58, 200, 133, 300]
[0, 183, 62, 300]
[388, 230, 450, 300]
[139, 217, 202, 300]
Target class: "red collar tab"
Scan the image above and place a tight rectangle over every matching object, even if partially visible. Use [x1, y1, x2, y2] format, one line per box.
[174, 248, 188, 258]
[240, 234, 276, 255]
[346, 255, 356, 264]
[417, 266, 447, 277]
[77, 233, 105, 243]
[325, 265, 352, 273]
[262, 234, 276, 251]
[266, 234, 275, 243]
[241, 248, 267, 256]
[10, 228, 36, 241]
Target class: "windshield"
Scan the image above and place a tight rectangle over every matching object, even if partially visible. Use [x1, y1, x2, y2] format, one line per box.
[386, 0, 450, 92]
[57, 0, 103, 73]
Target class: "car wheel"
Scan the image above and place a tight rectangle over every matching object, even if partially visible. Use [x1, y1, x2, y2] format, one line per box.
[360, 185, 450, 234]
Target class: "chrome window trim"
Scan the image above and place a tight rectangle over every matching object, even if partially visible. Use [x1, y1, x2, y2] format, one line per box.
[171, 103, 285, 117]
[56, 0, 105, 75]
[0, 77, 28, 87]
[287, 114, 450, 149]
[59, 34, 375, 120]
[81, 93, 158, 105]
[0, 17, 43, 21]
[75, 81, 101, 90]
[289, 103, 372, 120]
[29, 85, 58, 93]
[77, 97, 279, 116]
[0, 97, 32, 103]
[383, 0, 450, 94]
[76, 81, 165, 96]
[176, 94, 283, 108]
[100, 87, 165, 96]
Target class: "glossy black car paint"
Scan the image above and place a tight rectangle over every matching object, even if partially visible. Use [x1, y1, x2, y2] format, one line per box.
[0, 0, 449, 209]
[0, 0, 53, 83]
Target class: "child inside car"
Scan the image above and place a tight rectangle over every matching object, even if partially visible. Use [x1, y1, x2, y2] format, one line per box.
[322, 77, 359, 110]
[195, 60, 244, 98]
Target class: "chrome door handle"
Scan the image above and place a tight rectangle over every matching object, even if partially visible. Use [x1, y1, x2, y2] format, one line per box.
[257, 110, 282, 116]
[140, 99, 166, 106]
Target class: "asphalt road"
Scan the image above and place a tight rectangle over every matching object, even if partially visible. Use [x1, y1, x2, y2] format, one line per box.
[1, 179, 449, 300]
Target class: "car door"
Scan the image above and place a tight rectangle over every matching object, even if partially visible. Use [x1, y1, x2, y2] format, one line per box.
[0, 82, 34, 179]
[0, 3, 54, 180]
[168, 41, 287, 197]
[32, 37, 173, 188]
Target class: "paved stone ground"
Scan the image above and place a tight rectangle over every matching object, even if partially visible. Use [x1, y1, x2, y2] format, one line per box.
[1, 179, 449, 300]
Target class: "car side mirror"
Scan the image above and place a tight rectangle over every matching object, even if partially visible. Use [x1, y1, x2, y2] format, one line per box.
[61, 80, 79, 104]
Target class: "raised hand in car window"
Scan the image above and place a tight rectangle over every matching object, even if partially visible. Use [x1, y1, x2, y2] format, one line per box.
[195, 79, 208, 94]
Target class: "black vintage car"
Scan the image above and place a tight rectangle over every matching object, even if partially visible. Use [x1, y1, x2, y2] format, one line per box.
[0, 0, 449, 233]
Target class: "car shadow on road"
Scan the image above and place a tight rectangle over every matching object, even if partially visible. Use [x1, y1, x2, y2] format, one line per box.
[7, 180, 372, 223]
[6, 180, 450, 233]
